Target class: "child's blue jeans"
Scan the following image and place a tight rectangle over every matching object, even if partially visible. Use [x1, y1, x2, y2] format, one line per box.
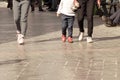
[61, 14, 75, 38]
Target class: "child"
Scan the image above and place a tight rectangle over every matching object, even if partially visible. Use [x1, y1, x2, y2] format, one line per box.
[57, 0, 76, 43]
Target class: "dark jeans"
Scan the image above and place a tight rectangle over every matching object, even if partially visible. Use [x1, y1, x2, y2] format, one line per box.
[77, 0, 95, 37]
[30, 0, 43, 11]
[61, 14, 75, 38]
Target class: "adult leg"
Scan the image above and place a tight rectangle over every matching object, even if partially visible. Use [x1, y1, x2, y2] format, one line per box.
[21, 0, 30, 36]
[38, 0, 44, 11]
[110, 9, 119, 20]
[49, 0, 57, 11]
[101, 4, 109, 17]
[7, 0, 10, 8]
[112, 9, 120, 24]
[7, 0, 13, 9]
[86, 0, 95, 37]
[9, 0, 13, 9]
[13, 0, 21, 33]
[77, 2, 86, 41]
[13, 0, 25, 44]
[47, 0, 52, 9]
[77, 2, 86, 33]
[105, 9, 119, 27]
[30, 0, 35, 11]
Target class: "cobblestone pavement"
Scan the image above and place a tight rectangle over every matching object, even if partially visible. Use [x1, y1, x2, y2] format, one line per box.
[0, 6, 120, 80]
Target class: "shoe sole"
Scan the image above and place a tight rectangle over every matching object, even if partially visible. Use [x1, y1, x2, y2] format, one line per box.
[78, 33, 84, 41]
[87, 41, 93, 43]
[87, 40, 93, 43]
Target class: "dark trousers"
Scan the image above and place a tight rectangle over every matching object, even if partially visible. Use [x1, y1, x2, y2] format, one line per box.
[30, 0, 35, 11]
[7, 0, 13, 9]
[30, 0, 43, 11]
[51, 0, 58, 10]
[48, 0, 58, 10]
[37, 0, 43, 10]
[101, 4, 109, 17]
[110, 9, 120, 24]
[77, 0, 95, 37]
[61, 14, 75, 38]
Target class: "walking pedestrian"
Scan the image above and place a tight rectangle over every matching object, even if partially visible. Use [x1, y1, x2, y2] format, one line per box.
[77, 0, 97, 43]
[13, 0, 30, 45]
[57, 0, 77, 43]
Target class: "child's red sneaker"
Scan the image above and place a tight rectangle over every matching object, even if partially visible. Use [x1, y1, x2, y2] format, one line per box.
[61, 35, 66, 42]
[68, 37, 73, 43]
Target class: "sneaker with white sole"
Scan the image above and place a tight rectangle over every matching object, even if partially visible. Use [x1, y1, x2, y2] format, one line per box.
[17, 34, 24, 45]
[87, 37, 93, 43]
[78, 32, 84, 41]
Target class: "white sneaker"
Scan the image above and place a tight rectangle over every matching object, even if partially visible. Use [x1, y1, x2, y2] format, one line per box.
[78, 32, 84, 41]
[87, 37, 93, 43]
[17, 34, 24, 45]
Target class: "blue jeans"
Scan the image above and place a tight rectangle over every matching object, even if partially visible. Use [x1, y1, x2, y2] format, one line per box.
[61, 14, 75, 38]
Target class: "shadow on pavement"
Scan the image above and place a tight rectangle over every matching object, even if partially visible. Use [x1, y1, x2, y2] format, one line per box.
[94, 36, 120, 42]
[0, 59, 27, 65]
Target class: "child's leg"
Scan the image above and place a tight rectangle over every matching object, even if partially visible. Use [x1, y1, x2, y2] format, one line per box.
[67, 16, 75, 38]
[61, 14, 68, 36]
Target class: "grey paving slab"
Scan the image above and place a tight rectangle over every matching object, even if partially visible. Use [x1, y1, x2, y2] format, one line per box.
[0, 6, 120, 80]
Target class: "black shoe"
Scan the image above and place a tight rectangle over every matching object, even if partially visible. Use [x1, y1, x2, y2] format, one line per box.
[39, 9, 44, 12]
[105, 20, 117, 27]
[31, 9, 35, 12]
[105, 17, 117, 27]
